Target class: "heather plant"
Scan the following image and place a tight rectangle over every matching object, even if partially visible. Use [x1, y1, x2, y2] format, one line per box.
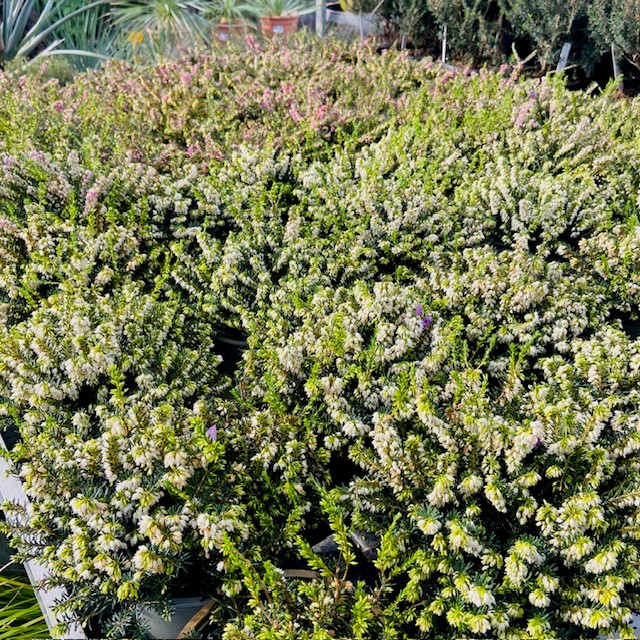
[0, 149, 210, 326]
[220, 493, 402, 640]
[246, 280, 640, 638]
[2, 39, 640, 640]
[0, 278, 226, 634]
[0, 39, 439, 171]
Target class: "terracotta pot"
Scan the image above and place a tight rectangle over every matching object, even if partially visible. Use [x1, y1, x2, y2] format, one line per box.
[260, 14, 299, 38]
[215, 20, 247, 45]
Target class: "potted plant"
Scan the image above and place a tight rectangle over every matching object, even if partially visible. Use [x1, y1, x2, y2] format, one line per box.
[325, 0, 380, 38]
[206, 0, 257, 44]
[252, 0, 314, 38]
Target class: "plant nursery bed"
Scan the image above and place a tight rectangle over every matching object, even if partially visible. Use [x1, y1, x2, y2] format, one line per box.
[4, 39, 640, 640]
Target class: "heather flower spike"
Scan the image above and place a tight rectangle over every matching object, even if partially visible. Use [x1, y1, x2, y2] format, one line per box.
[206, 425, 218, 441]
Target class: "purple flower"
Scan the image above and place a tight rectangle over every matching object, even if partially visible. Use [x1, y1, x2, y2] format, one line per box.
[533, 437, 542, 449]
[206, 425, 218, 441]
[415, 304, 433, 329]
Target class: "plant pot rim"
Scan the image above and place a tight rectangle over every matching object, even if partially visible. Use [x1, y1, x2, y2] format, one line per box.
[260, 13, 300, 19]
[217, 18, 249, 25]
[215, 335, 248, 347]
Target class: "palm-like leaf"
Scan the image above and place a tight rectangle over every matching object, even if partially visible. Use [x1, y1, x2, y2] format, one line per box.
[205, 0, 260, 21]
[0, 0, 108, 62]
[49, 0, 125, 70]
[252, 0, 315, 17]
[111, 0, 211, 48]
[1, 0, 111, 63]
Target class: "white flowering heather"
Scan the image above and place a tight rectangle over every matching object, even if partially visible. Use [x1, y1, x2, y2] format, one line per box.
[253, 277, 640, 638]
[0, 278, 229, 635]
[2, 38, 640, 639]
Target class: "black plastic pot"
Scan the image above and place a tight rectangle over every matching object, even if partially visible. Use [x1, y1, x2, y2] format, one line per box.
[1, 423, 20, 451]
[213, 328, 248, 379]
[610, 311, 640, 340]
[623, 320, 640, 340]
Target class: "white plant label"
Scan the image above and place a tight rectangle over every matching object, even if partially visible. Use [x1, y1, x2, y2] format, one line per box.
[556, 42, 572, 72]
[612, 43, 621, 81]
[441, 24, 447, 64]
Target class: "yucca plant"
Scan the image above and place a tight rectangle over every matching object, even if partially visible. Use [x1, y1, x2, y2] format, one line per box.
[206, 0, 258, 47]
[48, 0, 125, 70]
[111, 0, 211, 53]
[251, 0, 314, 17]
[0, 0, 111, 67]
[206, 0, 259, 21]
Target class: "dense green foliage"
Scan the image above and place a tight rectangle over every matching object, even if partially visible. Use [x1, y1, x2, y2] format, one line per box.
[2, 39, 640, 639]
[0, 0, 111, 67]
[378, 0, 640, 82]
[0, 570, 49, 639]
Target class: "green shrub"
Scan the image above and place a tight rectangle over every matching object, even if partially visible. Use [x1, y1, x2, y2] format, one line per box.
[0, 0, 110, 67]
[2, 40, 640, 639]
[251, 277, 640, 638]
[388, 0, 436, 49]
[497, 0, 588, 71]
[425, 0, 501, 63]
[588, 0, 640, 72]
[48, 0, 125, 72]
